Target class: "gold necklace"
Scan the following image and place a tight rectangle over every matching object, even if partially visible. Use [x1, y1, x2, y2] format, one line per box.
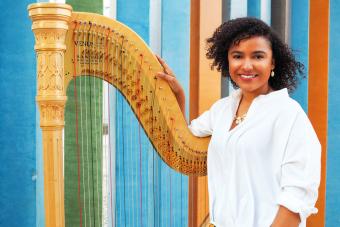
[234, 113, 247, 125]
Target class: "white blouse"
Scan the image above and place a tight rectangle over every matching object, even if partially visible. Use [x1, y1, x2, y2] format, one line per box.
[189, 88, 321, 227]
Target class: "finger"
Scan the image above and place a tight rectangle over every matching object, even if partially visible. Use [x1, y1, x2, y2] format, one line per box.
[155, 54, 165, 65]
[155, 55, 174, 75]
[156, 72, 174, 82]
[155, 72, 180, 93]
[162, 61, 174, 75]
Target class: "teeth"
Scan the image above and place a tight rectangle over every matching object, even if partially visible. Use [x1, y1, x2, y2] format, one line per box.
[240, 74, 256, 79]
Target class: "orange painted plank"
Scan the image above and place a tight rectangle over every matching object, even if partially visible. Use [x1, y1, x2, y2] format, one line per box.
[307, 1, 329, 226]
[189, 0, 221, 226]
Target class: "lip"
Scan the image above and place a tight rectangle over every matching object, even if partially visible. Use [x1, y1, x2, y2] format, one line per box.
[239, 74, 258, 81]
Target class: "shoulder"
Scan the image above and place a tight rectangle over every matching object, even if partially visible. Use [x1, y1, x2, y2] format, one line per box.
[269, 88, 306, 116]
[210, 96, 230, 110]
[209, 89, 240, 111]
[264, 89, 310, 130]
[276, 92, 319, 143]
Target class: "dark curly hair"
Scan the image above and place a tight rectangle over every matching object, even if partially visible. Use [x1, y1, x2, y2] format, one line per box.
[206, 17, 304, 92]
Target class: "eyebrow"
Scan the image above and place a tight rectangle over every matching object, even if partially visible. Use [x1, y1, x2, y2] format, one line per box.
[229, 50, 267, 55]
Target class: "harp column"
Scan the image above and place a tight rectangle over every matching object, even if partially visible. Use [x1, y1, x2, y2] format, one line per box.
[28, 3, 72, 227]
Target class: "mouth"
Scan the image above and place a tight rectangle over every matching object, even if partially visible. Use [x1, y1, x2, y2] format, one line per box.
[240, 74, 257, 79]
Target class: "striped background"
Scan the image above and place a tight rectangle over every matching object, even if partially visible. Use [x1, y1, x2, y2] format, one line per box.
[0, 0, 339, 226]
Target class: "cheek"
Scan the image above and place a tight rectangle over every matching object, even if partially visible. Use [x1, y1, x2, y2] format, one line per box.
[228, 60, 240, 72]
[259, 61, 273, 73]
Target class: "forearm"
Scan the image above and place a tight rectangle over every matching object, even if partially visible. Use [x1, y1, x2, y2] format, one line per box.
[175, 89, 186, 117]
[271, 205, 300, 227]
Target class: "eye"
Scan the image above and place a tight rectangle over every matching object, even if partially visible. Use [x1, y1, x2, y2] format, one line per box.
[254, 55, 264, 60]
[232, 54, 242, 59]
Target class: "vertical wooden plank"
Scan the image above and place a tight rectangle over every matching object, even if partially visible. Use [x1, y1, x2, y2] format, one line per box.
[0, 1, 37, 226]
[247, 0, 261, 18]
[198, 0, 222, 113]
[326, 0, 340, 226]
[290, 0, 309, 112]
[307, 1, 329, 226]
[189, 1, 200, 225]
[189, 0, 222, 226]
[161, 1, 190, 226]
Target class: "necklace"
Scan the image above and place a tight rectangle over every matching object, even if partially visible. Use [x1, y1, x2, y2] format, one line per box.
[234, 113, 247, 125]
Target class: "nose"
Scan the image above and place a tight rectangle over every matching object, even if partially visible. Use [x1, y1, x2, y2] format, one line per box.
[242, 59, 253, 71]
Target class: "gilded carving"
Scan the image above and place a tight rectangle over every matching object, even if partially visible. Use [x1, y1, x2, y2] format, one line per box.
[34, 31, 66, 46]
[39, 103, 65, 126]
[29, 3, 72, 226]
[37, 51, 64, 94]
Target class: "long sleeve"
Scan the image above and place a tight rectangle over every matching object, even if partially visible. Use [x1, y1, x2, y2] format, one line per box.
[277, 110, 321, 221]
[188, 98, 229, 137]
[188, 109, 214, 137]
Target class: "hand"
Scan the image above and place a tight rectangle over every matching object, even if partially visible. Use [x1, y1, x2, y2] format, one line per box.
[155, 55, 186, 114]
[271, 205, 300, 227]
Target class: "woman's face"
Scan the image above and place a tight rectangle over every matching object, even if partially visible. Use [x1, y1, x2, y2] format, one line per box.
[227, 36, 274, 96]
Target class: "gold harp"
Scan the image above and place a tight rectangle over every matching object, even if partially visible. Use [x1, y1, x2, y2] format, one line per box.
[28, 3, 210, 226]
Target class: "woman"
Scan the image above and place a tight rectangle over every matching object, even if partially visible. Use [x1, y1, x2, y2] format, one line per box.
[156, 17, 321, 227]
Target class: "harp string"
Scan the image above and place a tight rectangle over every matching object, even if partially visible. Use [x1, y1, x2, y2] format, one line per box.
[93, 25, 99, 226]
[81, 24, 89, 227]
[109, 33, 118, 227]
[84, 22, 92, 227]
[78, 24, 86, 227]
[88, 24, 96, 226]
[72, 23, 83, 227]
[136, 53, 143, 227]
[101, 26, 110, 227]
[69, 20, 185, 226]
[127, 40, 137, 227]
[99, 27, 104, 225]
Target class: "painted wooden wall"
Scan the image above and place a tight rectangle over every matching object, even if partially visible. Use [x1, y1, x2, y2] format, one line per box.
[0, 0, 339, 226]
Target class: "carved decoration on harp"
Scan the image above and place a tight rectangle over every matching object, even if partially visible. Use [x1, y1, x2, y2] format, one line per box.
[39, 102, 66, 127]
[37, 52, 64, 93]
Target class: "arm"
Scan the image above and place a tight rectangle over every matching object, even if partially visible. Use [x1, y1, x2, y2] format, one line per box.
[271, 205, 300, 227]
[274, 110, 321, 226]
[155, 55, 186, 116]
[156, 55, 215, 137]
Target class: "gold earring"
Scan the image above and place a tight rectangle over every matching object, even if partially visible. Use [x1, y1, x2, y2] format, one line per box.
[271, 70, 275, 77]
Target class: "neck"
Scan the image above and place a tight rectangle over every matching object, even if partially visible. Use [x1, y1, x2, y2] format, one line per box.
[241, 86, 272, 104]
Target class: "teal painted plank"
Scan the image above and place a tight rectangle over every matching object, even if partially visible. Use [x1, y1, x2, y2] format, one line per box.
[290, 0, 309, 111]
[161, 0, 190, 226]
[0, 0, 36, 226]
[326, 0, 340, 226]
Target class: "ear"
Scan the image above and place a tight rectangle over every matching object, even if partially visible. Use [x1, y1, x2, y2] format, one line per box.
[271, 58, 275, 70]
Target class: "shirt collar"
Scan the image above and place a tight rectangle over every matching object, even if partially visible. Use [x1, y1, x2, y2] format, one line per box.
[230, 88, 288, 103]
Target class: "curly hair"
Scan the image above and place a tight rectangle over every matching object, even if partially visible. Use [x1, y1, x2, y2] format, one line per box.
[206, 17, 304, 92]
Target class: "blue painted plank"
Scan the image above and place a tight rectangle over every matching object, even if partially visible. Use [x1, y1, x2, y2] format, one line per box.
[116, 1, 150, 226]
[247, 0, 261, 18]
[326, 1, 340, 226]
[0, 0, 36, 226]
[290, 0, 309, 111]
[161, 1, 190, 226]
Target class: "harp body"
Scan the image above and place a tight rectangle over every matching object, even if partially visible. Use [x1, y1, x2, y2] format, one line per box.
[28, 3, 210, 226]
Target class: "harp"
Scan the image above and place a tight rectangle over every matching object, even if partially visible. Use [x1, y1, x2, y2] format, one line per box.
[28, 3, 210, 226]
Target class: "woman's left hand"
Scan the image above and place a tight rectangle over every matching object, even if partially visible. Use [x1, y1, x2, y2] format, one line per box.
[155, 55, 186, 115]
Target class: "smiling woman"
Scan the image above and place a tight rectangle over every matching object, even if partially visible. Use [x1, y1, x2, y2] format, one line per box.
[227, 36, 273, 98]
[157, 17, 321, 227]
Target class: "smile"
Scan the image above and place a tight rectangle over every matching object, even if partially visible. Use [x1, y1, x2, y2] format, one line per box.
[240, 74, 257, 79]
